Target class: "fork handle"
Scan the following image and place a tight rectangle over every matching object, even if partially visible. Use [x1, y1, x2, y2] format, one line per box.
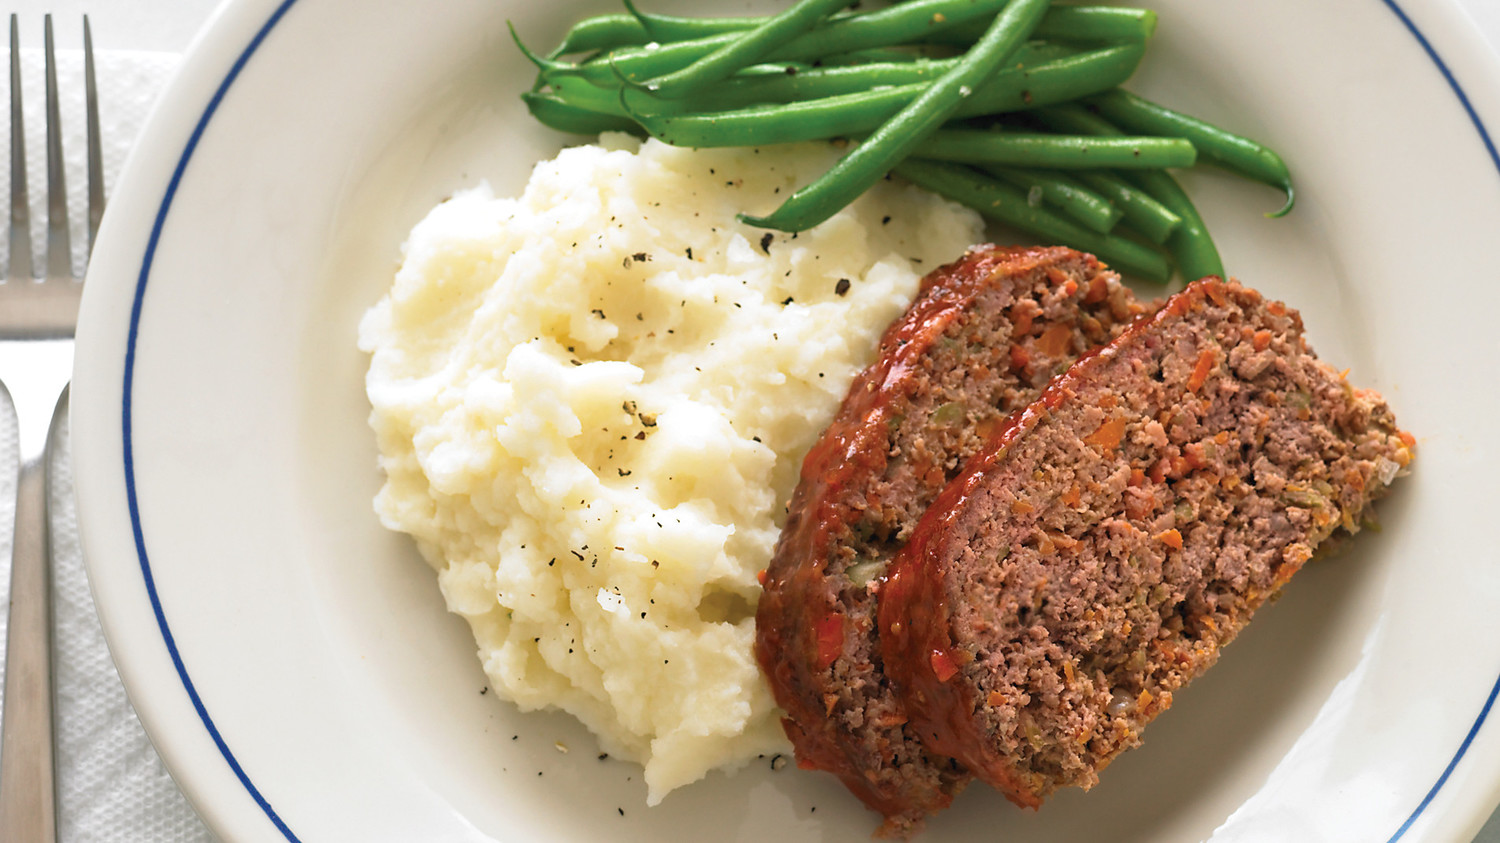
[0, 450, 56, 841]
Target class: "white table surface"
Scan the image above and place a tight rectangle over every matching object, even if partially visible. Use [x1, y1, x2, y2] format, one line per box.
[4, 0, 1500, 840]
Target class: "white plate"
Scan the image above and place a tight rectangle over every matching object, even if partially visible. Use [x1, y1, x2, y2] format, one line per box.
[70, 0, 1500, 840]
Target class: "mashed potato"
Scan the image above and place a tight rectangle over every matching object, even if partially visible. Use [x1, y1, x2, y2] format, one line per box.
[359, 134, 983, 802]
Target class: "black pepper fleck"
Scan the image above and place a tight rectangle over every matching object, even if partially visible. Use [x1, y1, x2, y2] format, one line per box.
[760, 232, 774, 254]
[834, 278, 851, 296]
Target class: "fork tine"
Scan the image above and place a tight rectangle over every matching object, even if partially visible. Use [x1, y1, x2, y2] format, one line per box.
[8, 14, 31, 282]
[43, 14, 68, 282]
[84, 15, 102, 255]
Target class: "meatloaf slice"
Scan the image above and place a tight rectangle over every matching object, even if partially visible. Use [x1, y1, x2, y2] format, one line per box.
[878, 278, 1414, 808]
[755, 245, 1144, 835]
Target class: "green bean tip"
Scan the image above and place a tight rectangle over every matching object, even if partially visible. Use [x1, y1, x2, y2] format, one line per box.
[510, 22, 565, 74]
[1141, 9, 1159, 39]
[736, 210, 796, 233]
[1265, 183, 1295, 218]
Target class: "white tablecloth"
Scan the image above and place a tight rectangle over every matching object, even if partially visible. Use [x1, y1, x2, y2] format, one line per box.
[1, 1, 1498, 840]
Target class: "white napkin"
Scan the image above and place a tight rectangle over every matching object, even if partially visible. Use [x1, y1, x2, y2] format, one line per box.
[0, 48, 215, 842]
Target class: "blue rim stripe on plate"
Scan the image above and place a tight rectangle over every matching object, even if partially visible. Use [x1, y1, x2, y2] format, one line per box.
[122, 0, 303, 839]
[1375, 5, 1500, 840]
[114, 2, 1496, 841]
[1383, 0, 1500, 179]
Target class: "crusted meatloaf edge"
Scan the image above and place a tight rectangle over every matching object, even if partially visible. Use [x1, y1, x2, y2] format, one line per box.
[877, 278, 1414, 808]
[755, 245, 1143, 835]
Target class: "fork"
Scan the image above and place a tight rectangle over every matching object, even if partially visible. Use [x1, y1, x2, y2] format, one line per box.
[0, 14, 102, 841]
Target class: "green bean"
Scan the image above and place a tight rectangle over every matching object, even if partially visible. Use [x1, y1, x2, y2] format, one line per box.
[913, 130, 1197, 169]
[555, 57, 988, 122]
[1033, 103, 1222, 277]
[1085, 88, 1294, 216]
[522, 92, 642, 135]
[639, 0, 856, 99]
[628, 0, 1010, 55]
[1125, 169, 1223, 280]
[546, 14, 650, 59]
[894, 159, 1170, 282]
[615, 43, 1069, 117]
[513, 23, 584, 79]
[629, 58, 960, 114]
[577, 4, 1151, 57]
[932, 6, 1157, 46]
[809, 39, 1072, 68]
[734, 61, 819, 76]
[551, 60, 915, 122]
[563, 33, 739, 86]
[772, 0, 1011, 52]
[812, 46, 939, 65]
[621, 0, 764, 44]
[740, 0, 1052, 232]
[626, 44, 1144, 148]
[543, 6, 789, 60]
[1074, 170, 1181, 243]
[983, 166, 1123, 234]
[1033, 103, 1221, 276]
[621, 0, 878, 48]
[547, 75, 636, 118]
[1037, 6, 1157, 42]
[557, 0, 1014, 88]
[1029, 101, 1125, 136]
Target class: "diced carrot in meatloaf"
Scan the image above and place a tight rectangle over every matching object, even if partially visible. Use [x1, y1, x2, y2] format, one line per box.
[755, 245, 1144, 836]
[878, 279, 1412, 809]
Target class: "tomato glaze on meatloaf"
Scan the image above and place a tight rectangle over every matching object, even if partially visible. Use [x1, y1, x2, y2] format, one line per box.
[755, 245, 1144, 835]
[878, 278, 1414, 808]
